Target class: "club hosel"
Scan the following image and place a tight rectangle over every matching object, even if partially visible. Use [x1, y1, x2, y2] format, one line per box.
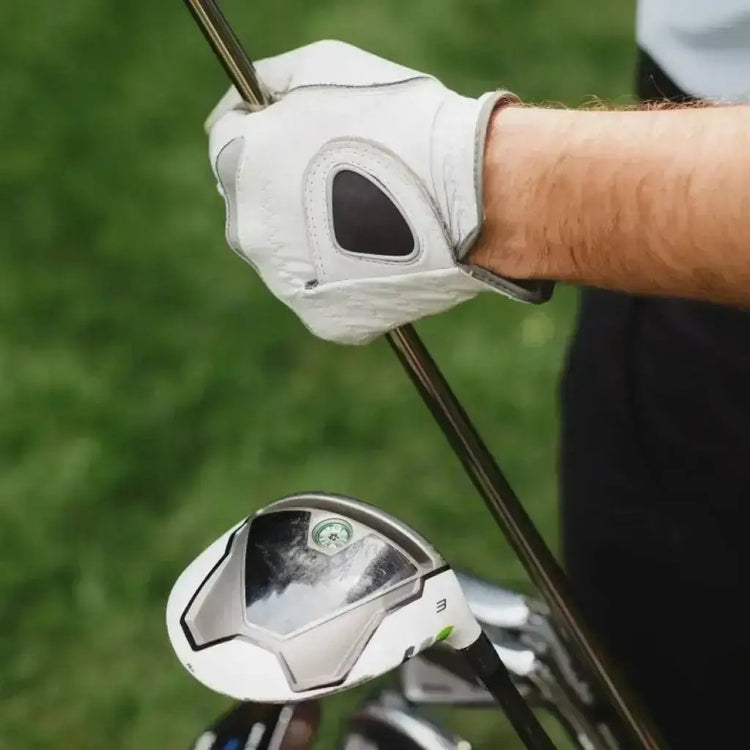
[460, 631, 506, 683]
[433, 569, 483, 651]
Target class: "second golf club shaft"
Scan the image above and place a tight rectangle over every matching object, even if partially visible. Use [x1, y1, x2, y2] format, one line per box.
[386, 326, 659, 749]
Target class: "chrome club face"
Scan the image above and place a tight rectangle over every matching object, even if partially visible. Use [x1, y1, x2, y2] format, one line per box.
[456, 571, 594, 707]
[400, 641, 537, 707]
[400, 643, 618, 750]
[342, 694, 472, 750]
[167, 493, 481, 702]
[401, 572, 624, 749]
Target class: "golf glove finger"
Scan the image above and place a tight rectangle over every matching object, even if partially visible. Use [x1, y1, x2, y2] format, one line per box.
[207, 40, 551, 345]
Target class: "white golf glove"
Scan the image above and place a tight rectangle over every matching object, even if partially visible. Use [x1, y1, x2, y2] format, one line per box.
[207, 40, 551, 344]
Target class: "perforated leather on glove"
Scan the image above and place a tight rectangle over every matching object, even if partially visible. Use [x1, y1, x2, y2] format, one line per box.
[208, 40, 550, 344]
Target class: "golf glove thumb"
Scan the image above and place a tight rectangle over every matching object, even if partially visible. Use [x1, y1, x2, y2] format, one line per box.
[207, 40, 551, 344]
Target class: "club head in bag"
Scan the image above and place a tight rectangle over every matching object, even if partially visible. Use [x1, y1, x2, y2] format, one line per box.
[167, 493, 482, 702]
[341, 693, 472, 750]
[456, 571, 594, 706]
[455, 571, 536, 630]
[192, 700, 321, 750]
[400, 642, 620, 750]
[400, 641, 537, 707]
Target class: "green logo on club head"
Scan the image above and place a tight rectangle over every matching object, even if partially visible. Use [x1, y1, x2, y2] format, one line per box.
[312, 518, 353, 550]
[435, 625, 454, 643]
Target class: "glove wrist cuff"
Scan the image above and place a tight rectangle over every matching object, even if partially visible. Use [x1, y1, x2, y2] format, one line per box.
[454, 92, 556, 305]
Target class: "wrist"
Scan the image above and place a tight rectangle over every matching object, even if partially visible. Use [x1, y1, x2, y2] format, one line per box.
[470, 105, 574, 281]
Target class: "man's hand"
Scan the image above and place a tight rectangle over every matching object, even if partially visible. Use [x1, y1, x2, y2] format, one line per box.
[207, 40, 549, 345]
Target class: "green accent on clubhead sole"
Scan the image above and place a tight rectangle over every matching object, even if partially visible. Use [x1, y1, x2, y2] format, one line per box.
[435, 625, 454, 643]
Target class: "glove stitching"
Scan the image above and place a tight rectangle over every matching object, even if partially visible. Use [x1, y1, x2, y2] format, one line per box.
[429, 99, 455, 242]
[286, 76, 433, 95]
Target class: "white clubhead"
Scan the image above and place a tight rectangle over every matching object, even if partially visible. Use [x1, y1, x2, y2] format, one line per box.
[166, 492, 481, 703]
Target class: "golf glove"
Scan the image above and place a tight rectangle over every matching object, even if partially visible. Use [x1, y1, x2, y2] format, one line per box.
[207, 40, 551, 344]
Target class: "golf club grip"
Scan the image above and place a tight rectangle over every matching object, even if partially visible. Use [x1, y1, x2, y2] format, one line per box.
[462, 634, 556, 750]
[183, 3, 660, 748]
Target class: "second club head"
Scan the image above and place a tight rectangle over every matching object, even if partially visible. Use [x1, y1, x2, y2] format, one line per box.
[400, 641, 537, 707]
[341, 694, 472, 749]
[192, 700, 321, 750]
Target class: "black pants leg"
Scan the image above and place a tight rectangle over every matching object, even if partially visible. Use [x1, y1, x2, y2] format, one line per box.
[560, 52, 746, 749]
[561, 290, 746, 748]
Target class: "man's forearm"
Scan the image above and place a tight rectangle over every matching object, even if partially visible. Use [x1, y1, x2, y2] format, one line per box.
[472, 105, 750, 305]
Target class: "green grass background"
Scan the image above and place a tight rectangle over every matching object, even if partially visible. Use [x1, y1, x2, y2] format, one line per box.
[1, 1, 635, 747]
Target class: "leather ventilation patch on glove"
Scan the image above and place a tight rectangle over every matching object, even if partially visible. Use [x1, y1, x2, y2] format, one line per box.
[331, 169, 415, 258]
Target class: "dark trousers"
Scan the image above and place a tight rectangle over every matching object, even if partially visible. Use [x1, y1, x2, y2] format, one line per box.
[560, 52, 747, 748]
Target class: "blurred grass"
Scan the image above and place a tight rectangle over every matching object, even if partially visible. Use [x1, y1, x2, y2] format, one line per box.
[0, 1, 634, 747]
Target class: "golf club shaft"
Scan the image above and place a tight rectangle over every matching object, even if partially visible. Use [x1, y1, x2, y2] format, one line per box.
[386, 327, 658, 749]
[184, 0, 266, 105]
[181, 3, 660, 748]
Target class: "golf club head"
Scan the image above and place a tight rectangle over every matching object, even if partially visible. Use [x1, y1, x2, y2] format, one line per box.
[192, 700, 321, 750]
[400, 640, 621, 750]
[341, 695, 472, 749]
[400, 641, 537, 707]
[455, 571, 536, 630]
[167, 493, 481, 702]
[457, 571, 594, 706]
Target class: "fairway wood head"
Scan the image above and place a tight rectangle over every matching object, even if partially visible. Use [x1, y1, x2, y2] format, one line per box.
[192, 700, 320, 750]
[167, 492, 480, 702]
